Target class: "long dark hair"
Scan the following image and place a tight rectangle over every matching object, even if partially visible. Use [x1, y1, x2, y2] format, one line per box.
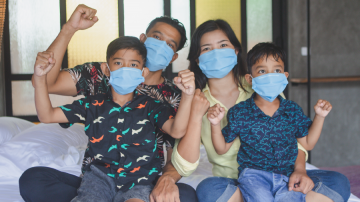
[188, 19, 247, 91]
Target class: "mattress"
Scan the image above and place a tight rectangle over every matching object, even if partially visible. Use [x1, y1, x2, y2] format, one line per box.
[0, 118, 359, 202]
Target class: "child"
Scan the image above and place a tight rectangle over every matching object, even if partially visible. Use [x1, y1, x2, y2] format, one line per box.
[33, 36, 195, 202]
[208, 42, 332, 202]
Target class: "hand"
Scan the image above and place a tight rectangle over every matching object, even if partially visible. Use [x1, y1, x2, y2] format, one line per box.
[207, 103, 225, 125]
[150, 175, 180, 202]
[314, 99, 332, 118]
[288, 169, 314, 194]
[34, 51, 56, 77]
[173, 69, 195, 96]
[66, 4, 98, 32]
[191, 89, 210, 119]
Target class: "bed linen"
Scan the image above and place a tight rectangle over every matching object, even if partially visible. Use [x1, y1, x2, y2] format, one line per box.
[0, 118, 359, 202]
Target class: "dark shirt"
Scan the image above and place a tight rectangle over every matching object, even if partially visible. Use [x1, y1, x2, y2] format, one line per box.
[64, 62, 182, 168]
[60, 91, 173, 190]
[222, 93, 312, 177]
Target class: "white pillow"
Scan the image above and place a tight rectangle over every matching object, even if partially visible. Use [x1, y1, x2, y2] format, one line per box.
[0, 117, 35, 145]
[0, 123, 88, 177]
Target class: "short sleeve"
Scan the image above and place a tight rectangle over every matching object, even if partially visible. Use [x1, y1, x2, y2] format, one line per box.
[63, 62, 109, 96]
[221, 106, 238, 143]
[59, 97, 90, 128]
[149, 102, 174, 130]
[293, 104, 313, 138]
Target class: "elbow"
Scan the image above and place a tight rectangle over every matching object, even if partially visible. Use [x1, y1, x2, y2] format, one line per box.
[171, 129, 186, 139]
[37, 115, 51, 124]
[214, 148, 226, 155]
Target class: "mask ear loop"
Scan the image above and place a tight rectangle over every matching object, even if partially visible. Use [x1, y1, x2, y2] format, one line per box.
[105, 63, 111, 81]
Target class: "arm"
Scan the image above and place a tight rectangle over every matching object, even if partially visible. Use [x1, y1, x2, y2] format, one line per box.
[288, 150, 314, 194]
[297, 99, 332, 150]
[161, 70, 195, 139]
[31, 4, 98, 96]
[208, 104, 234, 155]
[34, 52, 68, 123]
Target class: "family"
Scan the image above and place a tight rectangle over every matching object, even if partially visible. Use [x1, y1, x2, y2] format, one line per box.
[18, 4, 350, 202]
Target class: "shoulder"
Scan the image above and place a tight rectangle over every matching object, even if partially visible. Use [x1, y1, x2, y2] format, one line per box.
[282, 99, 306, 117]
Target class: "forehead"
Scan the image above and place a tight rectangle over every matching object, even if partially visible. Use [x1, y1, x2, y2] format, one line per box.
[147, 22, 181, 44]
[200, 29, 229, 45]
[253, 55, 284, 67]
[112, 49, 143, 62]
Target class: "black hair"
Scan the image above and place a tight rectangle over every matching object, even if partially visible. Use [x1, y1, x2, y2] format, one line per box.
[247, 42, 286, 74]
[187, 19, 247, 91]
[106, 36, 147, 64]
[146, 16, 187, 51]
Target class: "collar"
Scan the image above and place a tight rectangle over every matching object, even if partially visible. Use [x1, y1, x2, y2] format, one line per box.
[249, 93, 289, 118]
[106, 88, 141, 102]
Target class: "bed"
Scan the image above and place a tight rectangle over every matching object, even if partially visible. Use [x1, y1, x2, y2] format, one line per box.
[0, 117, 359, 202]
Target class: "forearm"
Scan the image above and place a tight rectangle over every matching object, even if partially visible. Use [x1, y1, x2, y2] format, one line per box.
[32, 24, 76, 88]
[294, 149, 306, 172]
[300, 115, 325, 150]
[161, 161, 182, 183]
[211, 124, 230, 155]
[177, 113, 202, 163]
[34, 76, 56, 123]
[170, 93, 193, 138]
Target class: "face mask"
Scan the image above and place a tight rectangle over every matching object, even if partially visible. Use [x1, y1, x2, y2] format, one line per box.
[107, 64, 144, 95]
[198, 48, 237, 78]
[251, 73, 288, 102]
[144, 37, 174, 72]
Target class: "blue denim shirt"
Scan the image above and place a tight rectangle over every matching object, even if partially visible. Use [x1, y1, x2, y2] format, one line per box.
[222, 93, 312, 177]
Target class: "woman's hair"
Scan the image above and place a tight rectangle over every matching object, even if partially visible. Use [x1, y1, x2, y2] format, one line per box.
[187, 19, 247, 91]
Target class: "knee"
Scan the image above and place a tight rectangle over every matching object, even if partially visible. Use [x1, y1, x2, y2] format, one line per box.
[177, 183, 198, 202]
[19, 167, 48, 201]
[329, 171, 351, 201]
[196, 177, 235, 202]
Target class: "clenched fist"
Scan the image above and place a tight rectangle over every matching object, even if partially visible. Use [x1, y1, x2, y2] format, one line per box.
[66, 4, 98, 32]
[34, 51, 56, 77]
[207, 103, 225, 125]
[173, 69, 195, 96]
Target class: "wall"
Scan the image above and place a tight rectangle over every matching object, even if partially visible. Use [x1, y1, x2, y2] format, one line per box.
[288, 0, 360, 167]
[0, 43, 5, 116]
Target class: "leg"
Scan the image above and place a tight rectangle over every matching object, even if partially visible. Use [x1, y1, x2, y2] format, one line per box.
[305, 191, 334, 202]
[228, 187, 243, 202]
[113, 185, 153, 202]
[125, 200, 144, 202]
[274, 175, 306, 202]
[307, 170, 350, 202]
[238, 169, 274, 202]
[71, 165, 115, 202]
[176, 182, 198, 202]
[19, 166, 82, 202]
[196, 176, 240, 202]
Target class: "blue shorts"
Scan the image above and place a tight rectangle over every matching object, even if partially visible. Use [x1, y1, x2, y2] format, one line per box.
[238, 168, 305, 202]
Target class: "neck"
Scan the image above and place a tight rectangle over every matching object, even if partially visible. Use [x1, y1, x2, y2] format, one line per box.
[144, 70, 164, 85]
[253, 93, 279, 107]
[111, 88, 134, 107]
[208, 72, 238, 94]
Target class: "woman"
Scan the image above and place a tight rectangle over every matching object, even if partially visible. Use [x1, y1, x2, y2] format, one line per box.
[171, 19, 350, 202]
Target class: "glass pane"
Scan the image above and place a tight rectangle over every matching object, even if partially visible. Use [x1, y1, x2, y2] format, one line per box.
[66, 0, 119, 69]
[9, 0, 60, 74]
[196, 0, 241, 42]
[124, 0, 163, 37]
[12, 81, 84, 116]
[171, 0, 191, 73]
[246, 0, 272, 51]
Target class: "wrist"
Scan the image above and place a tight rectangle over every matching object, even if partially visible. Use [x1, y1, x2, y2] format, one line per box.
[314, 114, 326, 120]
[181, 91, 194, 98]
[62, 23, 77, 35]
[160, 172, 177, 183]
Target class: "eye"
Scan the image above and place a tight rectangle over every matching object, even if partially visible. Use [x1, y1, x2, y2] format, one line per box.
[258, 70, 265, 74]
[220, 44, 228, 48]
[274, 69, 282, 73]
[167, 43, 173, 48]
[130, 63, 138, 67]
[154, 35, 160, 40]
[115, 62, 122, 65]
[202, 47, 210, 52]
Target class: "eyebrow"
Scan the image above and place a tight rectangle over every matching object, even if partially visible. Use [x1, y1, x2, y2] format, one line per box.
[200, 39, 229, 47]
[153, 30, 178, 49]
[113, 58, 140, 64]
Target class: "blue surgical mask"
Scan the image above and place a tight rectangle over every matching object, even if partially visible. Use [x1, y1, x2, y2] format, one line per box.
[198, 48, 237, 78]
[251, 73, 288, 102]
[107, 64, 144, 95]
[144, 37, 174, 72]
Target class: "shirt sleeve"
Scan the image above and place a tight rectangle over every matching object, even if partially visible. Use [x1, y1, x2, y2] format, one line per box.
[293, 103, 313, 138]
[150, 102, 174, 130]
[221, 106, 239, 143]
[171, 139, 200, 177]
[59, 97, 90, 128]
[63, 62, 109, 96]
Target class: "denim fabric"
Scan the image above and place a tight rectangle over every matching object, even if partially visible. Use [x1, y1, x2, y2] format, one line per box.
[238, 168, 305, 202]
[196, 169, 350, 202]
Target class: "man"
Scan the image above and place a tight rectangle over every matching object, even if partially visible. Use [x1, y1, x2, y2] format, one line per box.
[19, 4, 197, 202]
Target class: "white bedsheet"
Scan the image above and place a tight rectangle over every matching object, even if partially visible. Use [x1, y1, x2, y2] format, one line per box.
[0, 120, 359, 202]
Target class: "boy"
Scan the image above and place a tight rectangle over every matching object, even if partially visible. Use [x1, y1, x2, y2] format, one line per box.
[208, 42, 332, 202]
[33, 36, 195, 202]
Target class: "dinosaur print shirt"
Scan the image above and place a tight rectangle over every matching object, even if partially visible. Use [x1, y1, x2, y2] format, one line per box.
[221, 93, 312, 177]
[64, 62, 181, 169]
[59, 91, 173, 191]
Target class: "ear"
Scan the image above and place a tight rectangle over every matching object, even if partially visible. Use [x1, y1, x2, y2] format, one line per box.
[169, 53, 178, 64]
[284, 72, 289, 78]
[139, 33, 147, 43]
[245, 74, 253, 85]
[235, 48, 239, 55]
[101, 62, 110, 77]
[142, 67, 150, 78]
[196, 58, 199, 65]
